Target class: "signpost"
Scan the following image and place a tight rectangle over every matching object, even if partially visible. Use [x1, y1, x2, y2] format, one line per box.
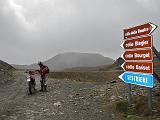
[124, 22, 157, 39]
[121, 62, 153, 74]
[121, 49, 153, 61]
[121, 35, 152, 49]
[119, 22, 157, 113]
[119, 72, 153, 88]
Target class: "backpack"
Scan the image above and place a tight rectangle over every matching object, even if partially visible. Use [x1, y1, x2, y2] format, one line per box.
[43, 66, 50, 74]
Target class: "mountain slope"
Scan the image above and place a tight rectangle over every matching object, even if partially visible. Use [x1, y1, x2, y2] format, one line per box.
[64, 57, 124, 72]
[0, 60, 15, 85]
[45, 53, 114, 71]
[13, 52, 114, 71]
[0, 60, 15, 71]
[11, 64, 28, 70]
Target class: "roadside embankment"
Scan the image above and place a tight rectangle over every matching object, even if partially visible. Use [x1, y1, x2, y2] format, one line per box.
[48, 71, 122, 83]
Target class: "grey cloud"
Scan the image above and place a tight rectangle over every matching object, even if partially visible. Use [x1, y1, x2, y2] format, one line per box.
[0, 0, 159, 64]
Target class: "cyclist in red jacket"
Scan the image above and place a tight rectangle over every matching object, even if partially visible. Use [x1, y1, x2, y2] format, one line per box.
[37, 62, 49, 91]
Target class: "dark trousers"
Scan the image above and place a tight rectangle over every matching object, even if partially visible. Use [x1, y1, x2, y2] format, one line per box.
[40, 76, 47, 91]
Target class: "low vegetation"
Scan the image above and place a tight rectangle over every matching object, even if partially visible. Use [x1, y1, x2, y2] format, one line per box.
[48, 71, 122, 83]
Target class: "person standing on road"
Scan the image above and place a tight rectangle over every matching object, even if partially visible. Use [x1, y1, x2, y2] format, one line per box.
[37, 62, 49, 92]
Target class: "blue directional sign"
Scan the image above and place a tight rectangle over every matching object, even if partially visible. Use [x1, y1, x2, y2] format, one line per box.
[119, 72, 153, 88]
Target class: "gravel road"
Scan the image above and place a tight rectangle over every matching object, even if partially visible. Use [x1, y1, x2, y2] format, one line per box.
[0, 71, 114, 120]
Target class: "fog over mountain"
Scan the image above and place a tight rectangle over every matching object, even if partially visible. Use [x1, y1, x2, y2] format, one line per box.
[12, 52, 114, 71]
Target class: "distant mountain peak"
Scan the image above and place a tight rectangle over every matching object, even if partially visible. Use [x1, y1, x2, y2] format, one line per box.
[12, 52, 114, 71]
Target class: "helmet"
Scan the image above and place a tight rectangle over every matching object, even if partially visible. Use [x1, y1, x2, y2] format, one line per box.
[29, 71, 32, 74]
[29, 71, 34, 75]
[38, 61, 43, 65]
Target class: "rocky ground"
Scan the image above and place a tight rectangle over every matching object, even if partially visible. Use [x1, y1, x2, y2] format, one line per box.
[0, 71, 123, 120]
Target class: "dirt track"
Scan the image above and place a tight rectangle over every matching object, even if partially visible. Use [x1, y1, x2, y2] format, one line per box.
[0, 71, 114, 120]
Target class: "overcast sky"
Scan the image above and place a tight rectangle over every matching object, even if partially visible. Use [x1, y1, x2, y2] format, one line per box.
[0, 0, 159, 65]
